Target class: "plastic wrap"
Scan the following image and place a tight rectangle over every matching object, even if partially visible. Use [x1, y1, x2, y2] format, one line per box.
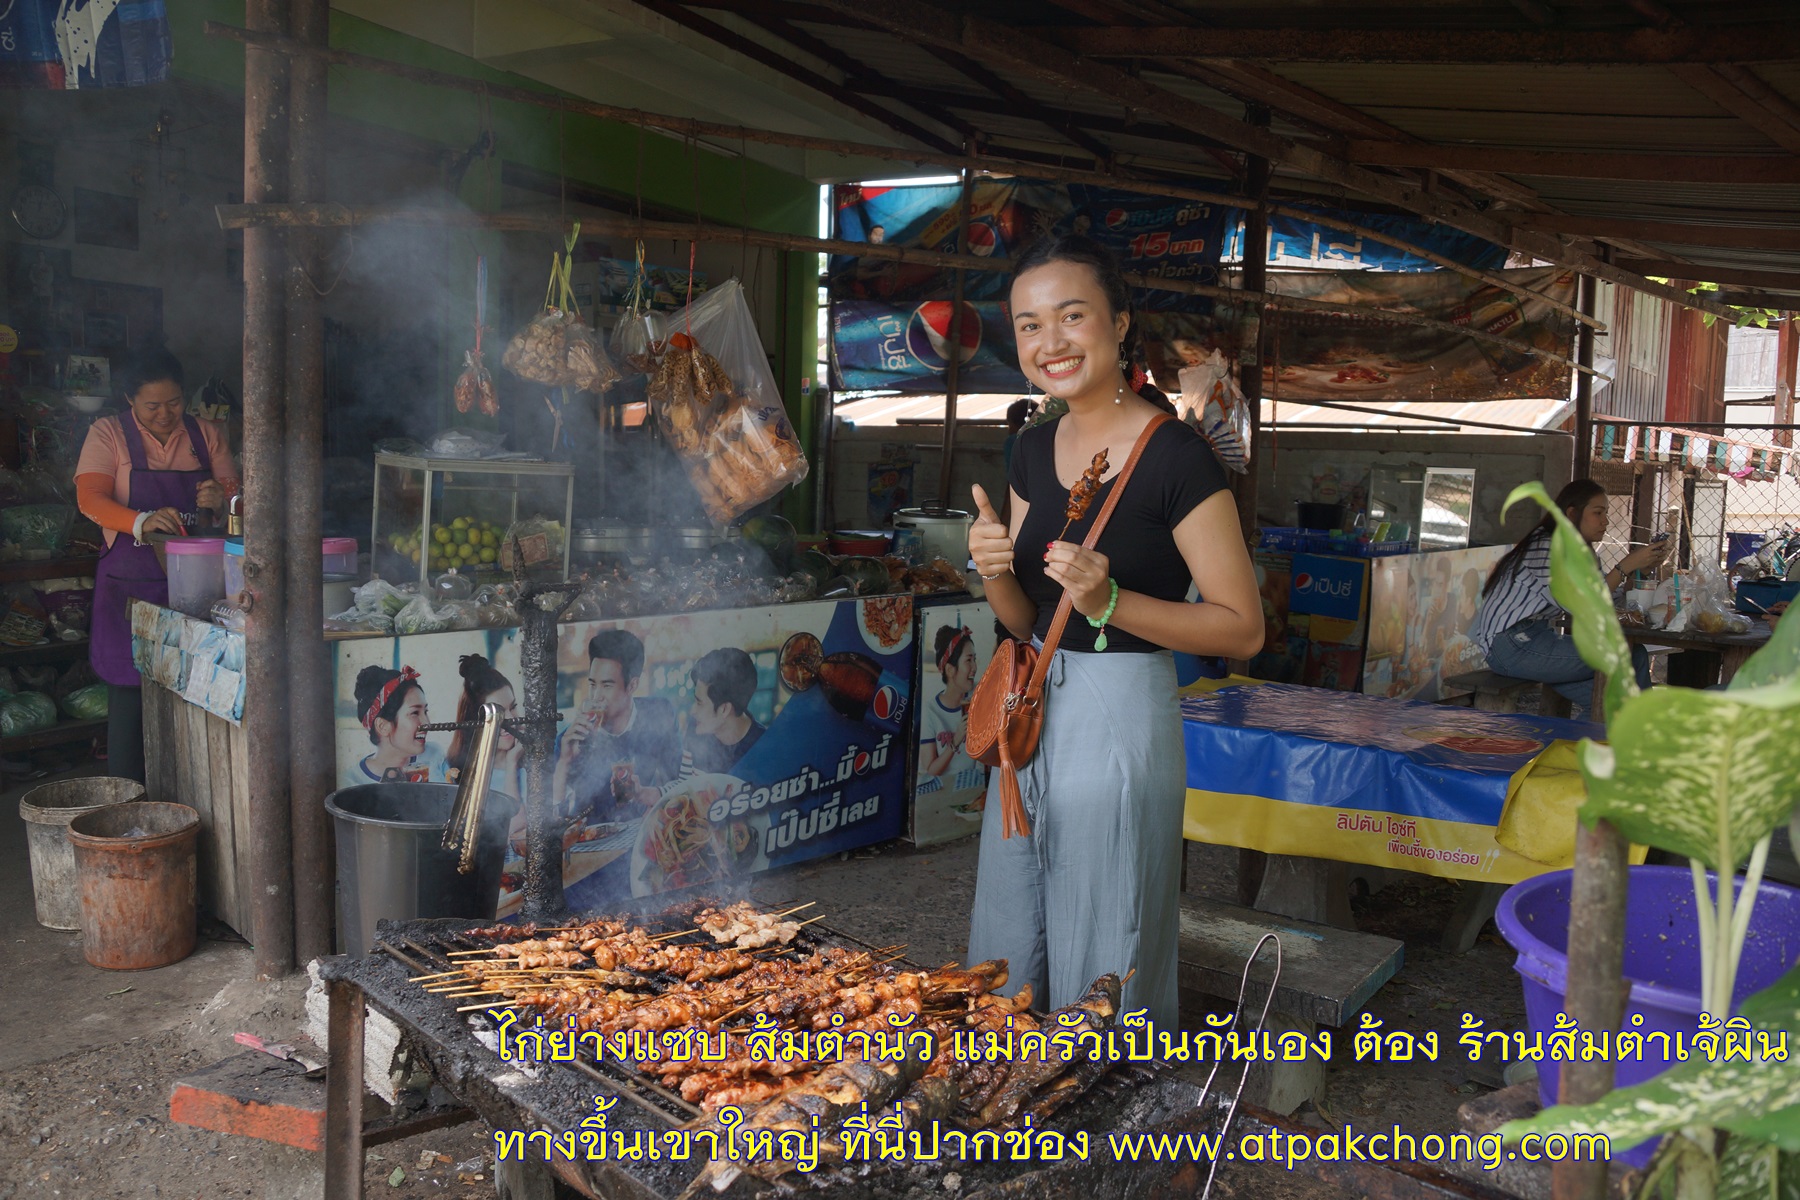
[60, 684, 109, 721]
[0, 691, 58, 737]
[646, 280, 809, 524]
[501, 237, 620, 394]
[0, 504, 76, 557]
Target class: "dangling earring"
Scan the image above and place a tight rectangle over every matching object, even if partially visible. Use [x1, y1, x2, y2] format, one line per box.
[1116, 348, 1129, 404]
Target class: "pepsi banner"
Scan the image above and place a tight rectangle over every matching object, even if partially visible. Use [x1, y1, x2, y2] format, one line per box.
[0, 1, 171, 89]
[1227, 204, 1510, 274]
[830, 299, 1028, 395]
[830, 178, 1227, 310]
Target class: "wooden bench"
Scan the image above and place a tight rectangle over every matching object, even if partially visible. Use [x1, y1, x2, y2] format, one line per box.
[1440, 669, 1570, 717]
[1178, 894, 1404, 1115]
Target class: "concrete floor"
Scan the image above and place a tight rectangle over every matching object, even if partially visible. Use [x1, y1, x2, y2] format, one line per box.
[0, 764, 263, 1075]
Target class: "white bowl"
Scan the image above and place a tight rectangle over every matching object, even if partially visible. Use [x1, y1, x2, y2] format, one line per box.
[66, 394, 109, 413]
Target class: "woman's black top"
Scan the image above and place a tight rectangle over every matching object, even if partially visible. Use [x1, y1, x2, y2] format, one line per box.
[1007, 416, 1228, 653]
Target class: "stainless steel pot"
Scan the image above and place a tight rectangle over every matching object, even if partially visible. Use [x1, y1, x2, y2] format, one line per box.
[572, 522, 656, 560]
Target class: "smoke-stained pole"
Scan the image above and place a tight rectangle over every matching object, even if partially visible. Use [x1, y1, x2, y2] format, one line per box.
[285, 0, 333, 967]
[243, 0, 296, 978]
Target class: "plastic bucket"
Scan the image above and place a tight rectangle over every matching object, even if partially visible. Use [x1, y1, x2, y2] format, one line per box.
[1496, 866, 1800, 1165]
[324, 783, 512, 957]
[19, 777, 147, 930]
[67, 801, 200, 970]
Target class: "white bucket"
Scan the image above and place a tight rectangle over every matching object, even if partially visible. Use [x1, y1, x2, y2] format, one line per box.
[19, 776, 146, 930]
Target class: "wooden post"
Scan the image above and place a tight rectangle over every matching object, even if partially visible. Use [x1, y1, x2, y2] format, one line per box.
[937, 164, 975, 509]
[286, 0, 333, 966]
[242, 0, 295, 980]
[1235, 107, 1272, 538]
[1553, 818, 1630, 1200]
[1574, 272, 1597, 477]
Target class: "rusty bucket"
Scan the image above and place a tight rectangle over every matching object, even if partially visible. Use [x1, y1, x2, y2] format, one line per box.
[67, 801, 200, 971]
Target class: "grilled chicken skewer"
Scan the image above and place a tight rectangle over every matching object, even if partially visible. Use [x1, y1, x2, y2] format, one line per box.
[1058, 448, 1110, 541]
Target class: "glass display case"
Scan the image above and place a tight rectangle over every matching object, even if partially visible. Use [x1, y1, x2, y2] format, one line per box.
[370, 452, 575, 587]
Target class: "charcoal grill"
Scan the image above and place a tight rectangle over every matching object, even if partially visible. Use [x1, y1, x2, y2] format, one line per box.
[320, 909, 1216, 1200]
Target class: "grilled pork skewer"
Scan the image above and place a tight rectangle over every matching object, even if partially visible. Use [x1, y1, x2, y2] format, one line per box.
[1058, 448, 1110, 541]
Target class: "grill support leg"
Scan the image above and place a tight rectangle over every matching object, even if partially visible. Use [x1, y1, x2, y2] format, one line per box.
[326, 978, 367, 1200]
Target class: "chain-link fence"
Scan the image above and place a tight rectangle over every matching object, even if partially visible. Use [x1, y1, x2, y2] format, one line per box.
[1589, 420, 1800, 574]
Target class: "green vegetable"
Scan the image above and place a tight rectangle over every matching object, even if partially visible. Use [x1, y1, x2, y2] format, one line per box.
[60, 684, 109, 721]
[0, 691, 58, 737]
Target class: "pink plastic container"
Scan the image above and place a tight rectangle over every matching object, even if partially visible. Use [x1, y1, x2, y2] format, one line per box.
[322, 537, 358, 576]
[165, 538, 226, 618]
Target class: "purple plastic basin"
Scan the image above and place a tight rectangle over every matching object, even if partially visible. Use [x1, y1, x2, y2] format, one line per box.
[1496, 866, 1800, 1166]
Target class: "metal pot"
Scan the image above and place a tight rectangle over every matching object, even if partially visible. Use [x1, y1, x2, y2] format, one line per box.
[658, 525, 717, 560]
[572, 522, 655, 562]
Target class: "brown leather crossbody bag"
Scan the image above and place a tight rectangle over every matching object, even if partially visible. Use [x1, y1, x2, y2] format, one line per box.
[966, 413, 1171, 839]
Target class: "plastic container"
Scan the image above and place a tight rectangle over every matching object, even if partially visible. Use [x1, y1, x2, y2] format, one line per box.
[324, 782, 513, 957]
[223, 538, 245, 599]
[1496, 866, 1800, 1166]
[165, 538, 226, 618]
[892, 507, 972, 567]
[19, 777, 146, 929]
[1736, 577, 1800, 616]
[67, 801, 200, 970]
[322, 537, 358, 576]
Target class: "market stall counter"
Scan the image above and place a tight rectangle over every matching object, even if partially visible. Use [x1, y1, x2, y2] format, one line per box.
[1181, 678, 1645, 946]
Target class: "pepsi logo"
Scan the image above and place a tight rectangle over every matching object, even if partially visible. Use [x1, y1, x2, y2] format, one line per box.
[1104, 208, 1128, 229]
[906, 301, 981, 369]
[872, 685, 900, 721]
[1296, 572, 1354, 598]
[967, 221, 999, 257]
[1294, 573, 1312, 590]
[852, 750, 872, 775]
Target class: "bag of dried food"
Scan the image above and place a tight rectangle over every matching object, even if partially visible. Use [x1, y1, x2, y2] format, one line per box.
[647, 280, 808, 524]
[608, 243, 667, 376]
[501, 227, 619, 395]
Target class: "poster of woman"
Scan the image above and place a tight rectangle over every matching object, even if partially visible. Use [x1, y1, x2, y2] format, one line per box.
[909, 602, 997, 846]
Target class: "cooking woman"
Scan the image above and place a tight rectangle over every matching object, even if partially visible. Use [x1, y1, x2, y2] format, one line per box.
[75, 349, 236, 781]
[965, 234, 1264, 1028]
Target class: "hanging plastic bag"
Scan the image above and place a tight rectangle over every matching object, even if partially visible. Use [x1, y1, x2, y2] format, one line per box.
[1688, 556, 1754, 635]
[501, 226, 619, 394]
[609, 242, 666, 376]
[646, 279, 809, 524]
[455, 256, 499, 417]
[1178, 351, 1251, 475]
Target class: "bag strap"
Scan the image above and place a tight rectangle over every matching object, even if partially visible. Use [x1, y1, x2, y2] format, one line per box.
[1028, 411, 1173, 688]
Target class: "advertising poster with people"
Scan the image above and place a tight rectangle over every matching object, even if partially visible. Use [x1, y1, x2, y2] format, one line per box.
[908, 600, 996, 847]
[329, 596, 917, 918]
[1363, 545, 1508, 702]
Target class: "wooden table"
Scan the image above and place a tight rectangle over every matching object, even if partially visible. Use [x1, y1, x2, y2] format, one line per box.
[1623, 621, 1772, 688]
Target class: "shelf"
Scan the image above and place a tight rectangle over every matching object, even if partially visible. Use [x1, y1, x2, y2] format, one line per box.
[0, 715, 106, 755]
[0, 555, 100, 583]
[374, 453, 575, 477]
[0, 637, 88, 666]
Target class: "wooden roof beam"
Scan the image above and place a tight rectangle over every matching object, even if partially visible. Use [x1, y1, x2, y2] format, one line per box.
[805, 0, 1735, 318]
[915, 44, 1120, 167]
[1513, 215, 1800, 252]
[1613, 259, 1800, 295]
[622, 0, 964, 154]
[1065, 21, 1800, 63]
[1340, 141, 1800, 184]
[1666, 65, 1800, 156]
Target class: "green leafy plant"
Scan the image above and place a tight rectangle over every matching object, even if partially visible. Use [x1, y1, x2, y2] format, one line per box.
[1650, 278, 1783, 331]
[1494, 482, 1800, 1199]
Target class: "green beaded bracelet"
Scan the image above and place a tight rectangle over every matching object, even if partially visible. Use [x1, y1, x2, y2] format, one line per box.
[1086, 578, 1120, 651]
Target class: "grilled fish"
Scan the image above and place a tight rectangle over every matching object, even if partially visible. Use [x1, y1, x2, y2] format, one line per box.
[974, 973, 1120, 1129]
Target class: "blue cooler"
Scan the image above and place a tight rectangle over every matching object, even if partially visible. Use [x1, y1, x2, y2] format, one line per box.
[1736, 577, 1800, 615]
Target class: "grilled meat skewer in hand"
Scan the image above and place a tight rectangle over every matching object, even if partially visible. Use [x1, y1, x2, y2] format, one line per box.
[1058, 449, 1110, 541]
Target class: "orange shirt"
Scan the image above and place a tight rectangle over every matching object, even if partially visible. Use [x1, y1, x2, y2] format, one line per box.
[74, 413, 239, 547]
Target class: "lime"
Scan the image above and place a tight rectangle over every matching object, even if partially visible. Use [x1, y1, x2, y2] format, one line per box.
[434, 527, 451, 545]
[452, 516, 471, 530]
[410, 549, 421, 563]
[481, 530, 497, 547]
[479, 546, 497, 563]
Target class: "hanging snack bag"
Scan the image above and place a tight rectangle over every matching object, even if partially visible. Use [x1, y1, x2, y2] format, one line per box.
[501, 228, 620, 395]
[1178, 351, 1251, 475]
[455, 256, 499, 416]
[646, 279, 809, 524]
[609, 244, 667, 376]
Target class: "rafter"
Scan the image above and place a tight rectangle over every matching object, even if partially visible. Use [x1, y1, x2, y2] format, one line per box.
[1513, 215, 1800, 253]
[1339, 141, 1800, 184]
[805, 0, 1735, 318]
[1613, 259, 1800, 295]
[622, 0, 962, 153]
[1066, 21, 1800, 63]
[917, 43, 1118, 166]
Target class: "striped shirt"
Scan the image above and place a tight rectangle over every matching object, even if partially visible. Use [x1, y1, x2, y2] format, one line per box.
[1470, 529, 1562, 654]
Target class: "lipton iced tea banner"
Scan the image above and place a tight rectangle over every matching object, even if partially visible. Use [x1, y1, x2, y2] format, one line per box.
[331, 596, 916, 917]
[1180, 681, 1638, 884]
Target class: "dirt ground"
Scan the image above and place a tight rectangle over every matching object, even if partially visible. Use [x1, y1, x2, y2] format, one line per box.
[0, 815, 1532, 1200]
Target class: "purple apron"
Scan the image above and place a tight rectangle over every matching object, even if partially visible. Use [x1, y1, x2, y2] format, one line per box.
[90, 414, 213, 686]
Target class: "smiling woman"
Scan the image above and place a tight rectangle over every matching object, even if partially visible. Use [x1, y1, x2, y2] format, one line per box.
[74, 348, 237, 782]
[963, 234, 1264, 1030]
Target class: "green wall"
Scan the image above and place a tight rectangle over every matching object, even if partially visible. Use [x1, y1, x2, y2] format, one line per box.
[168, 1, 821, 526]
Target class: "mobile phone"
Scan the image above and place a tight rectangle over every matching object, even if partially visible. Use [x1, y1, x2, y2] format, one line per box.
[1651, 532, 1671, 544]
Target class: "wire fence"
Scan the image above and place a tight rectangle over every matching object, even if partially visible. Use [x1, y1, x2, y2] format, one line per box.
[1589, 421, 1799, 574]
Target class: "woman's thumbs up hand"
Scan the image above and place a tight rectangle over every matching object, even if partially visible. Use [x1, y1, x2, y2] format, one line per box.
[970, 484, 1013, 580]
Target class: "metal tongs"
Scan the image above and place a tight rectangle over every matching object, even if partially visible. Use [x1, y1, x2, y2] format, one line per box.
[441, 701, 501, 874]
[1195, 932, 1283, 1200]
